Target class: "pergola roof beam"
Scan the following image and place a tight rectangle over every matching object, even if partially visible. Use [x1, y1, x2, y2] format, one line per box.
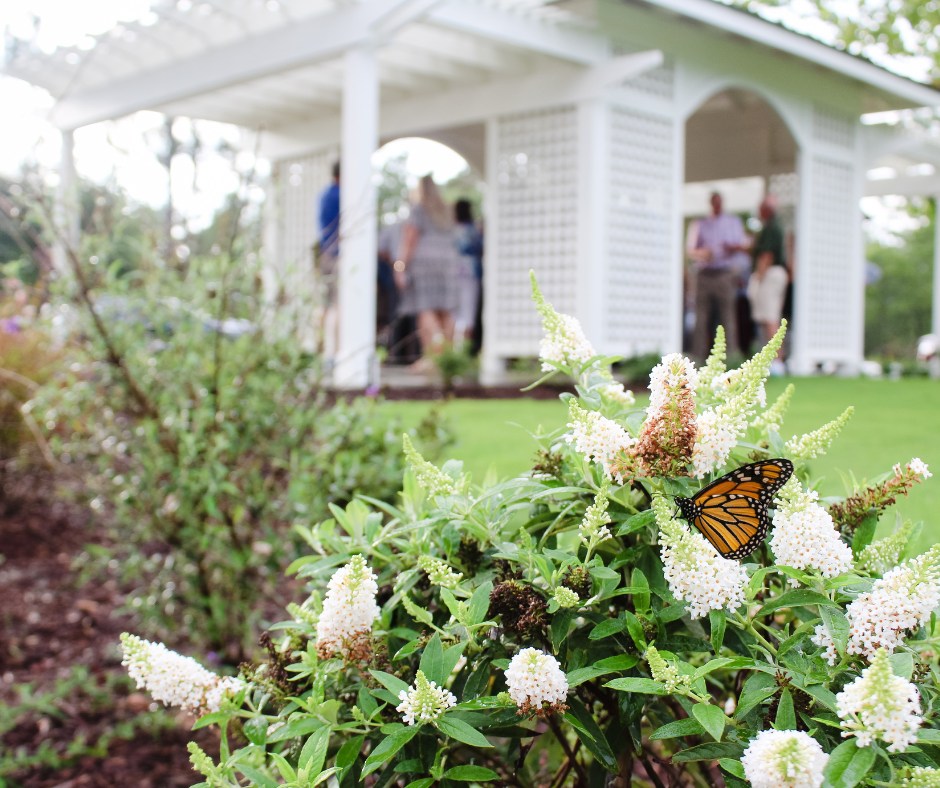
[426, 0, 609, 65]
[48, 0, 435, 129]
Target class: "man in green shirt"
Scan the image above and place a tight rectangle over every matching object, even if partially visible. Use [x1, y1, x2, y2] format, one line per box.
[746, 196, 789, 374]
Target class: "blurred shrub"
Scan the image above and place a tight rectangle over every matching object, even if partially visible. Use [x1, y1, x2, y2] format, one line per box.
[33, 260, 450, 661]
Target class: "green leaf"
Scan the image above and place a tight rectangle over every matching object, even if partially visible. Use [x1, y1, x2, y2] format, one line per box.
[889, 651, 914, 680]
[594, 654, 640, 671]
[442, 642, 468, 682]
[404, 779, 435, 788]
[691, 657, 753, 680]
[757, 589, 838, 616]
[622, 611, 647, 650]
[718, 758, 746, 779]
[298, 726, 331, 776]
[632, 569, 650, 614]
[918, 729, 940, 744]
[605, 677, 666, 695]
[371, 670, 410, 697]
[774, 688, 796, 731]
[691, 703, 726, 742]
[649, 718, 705, 740]
[267, 717, 325, 742]
[442, 765, 501, 781]
[566, 665, 623, 688]
[615, 509, 655, 536]
[823, 739, 876, 788]
[850, 511, 879, 556]
[670, 742, 744, 762]
[819, 606, 850, 656]
[334, 735, 365, 774]
[467, 581, 493, 625]
[419, 634, 445, 684]
[735, 672, 777, 719]
[242, 716, 268, 745]
[436, 716, 493, 748]
[361, 726, 420, 777]
[235, 765, 279, 788]
[589, 618, 627, 640]
[564, 701, 619, 773]
[709, 610, 726, 654]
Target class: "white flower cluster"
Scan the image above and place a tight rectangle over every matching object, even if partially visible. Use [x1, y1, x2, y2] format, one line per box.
[647, 353, 698, 417]
[784, 407, 853, 461]
[857, 521, 915, 576]
[402, 434, 458, 497]
[770, 477, 852, 583]
[690, 407, 744, 478]
[740, 729, 828, 788]
[504, 648, 569, 714]
[907, 458, 932, 479]
[552, 586, 580, 608]
[579, 486, 612, 549]
[316, 555, 381, 658]
[836, 648, 923, 752]
[601, 381, 636, 408]
[417, 555, 463, 589]
[566, 401, 635, 483]
[902, 767, 940, 787]
[120, 633, 244, 715]
[654, 496, 747, 619]
[752, 383, 794, 434]
[397, 670, 457, 726]
[815, 545, 940, 663]
[646, 646, 691, 694]
[539, 312, 596, 371]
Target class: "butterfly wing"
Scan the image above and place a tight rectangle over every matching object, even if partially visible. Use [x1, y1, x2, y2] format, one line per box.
[678, 459, 794, 559]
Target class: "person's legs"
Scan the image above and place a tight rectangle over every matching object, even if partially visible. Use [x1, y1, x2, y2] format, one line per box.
[714, 270, 739, 360]
[693, 273, 719, 362]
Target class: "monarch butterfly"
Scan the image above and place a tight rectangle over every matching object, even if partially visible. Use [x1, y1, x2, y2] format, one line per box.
[675, 459, 793, 559]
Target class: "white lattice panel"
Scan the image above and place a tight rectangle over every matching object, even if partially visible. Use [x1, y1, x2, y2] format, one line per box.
[493, 107, 579, 346]
[620, 60, 675, 101]
[276, 151, 335, 273]
[812, 105, 855, 149]
[804, 156, 854, 353]
[606, 107, 675, 352]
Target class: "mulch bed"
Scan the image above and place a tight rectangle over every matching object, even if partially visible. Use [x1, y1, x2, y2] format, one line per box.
[0, 478, 218, 787]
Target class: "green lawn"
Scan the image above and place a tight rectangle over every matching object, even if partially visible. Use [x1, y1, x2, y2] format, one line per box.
[385, 376, 940, 550]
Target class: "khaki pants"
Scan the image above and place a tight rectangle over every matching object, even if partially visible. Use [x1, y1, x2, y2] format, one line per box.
[693, 268, 739, 362]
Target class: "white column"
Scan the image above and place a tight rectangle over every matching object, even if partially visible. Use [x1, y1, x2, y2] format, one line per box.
[933, 194, 940, 339]
[479, 117, 505, 386]
[576, 99, 607, 350]
[788, 148, 812, 375]
[334, 45, 379, 389]
[52, 129, 78, 274]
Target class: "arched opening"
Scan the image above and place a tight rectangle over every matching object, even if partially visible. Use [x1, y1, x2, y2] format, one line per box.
[683, 88, 799, 365]
[371, 133, 486, 366]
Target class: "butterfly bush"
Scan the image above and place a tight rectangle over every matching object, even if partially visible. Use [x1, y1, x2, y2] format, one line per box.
[815, 544, 940, 663]
[316, 555, 381, 659]
[120, 633, 243, 715]
[504, 648, 569, 714]
[740, 729, 829, 788]
[397, 670, 458, 725]
[836, 648, 923, 751]
[125, 273, 940, 788]
[770, 475, 853, 582]
[654, 494, 748, 619]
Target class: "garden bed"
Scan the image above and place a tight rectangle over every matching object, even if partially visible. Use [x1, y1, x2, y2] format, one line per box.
[0, 480, 217, 787]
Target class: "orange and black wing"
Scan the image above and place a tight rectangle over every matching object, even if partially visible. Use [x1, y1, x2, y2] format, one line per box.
[675, 459, 793, 559]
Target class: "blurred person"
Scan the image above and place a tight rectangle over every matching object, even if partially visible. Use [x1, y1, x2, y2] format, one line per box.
[689, 192, 749, 362]
[746, 195, 788, 375]
[316, 161, 341, 361]
[393, 175, 459, 373]
[453, 198, 483, 350]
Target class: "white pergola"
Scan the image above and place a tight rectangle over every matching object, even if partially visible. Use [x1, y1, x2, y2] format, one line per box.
[5, 0, 940, 385]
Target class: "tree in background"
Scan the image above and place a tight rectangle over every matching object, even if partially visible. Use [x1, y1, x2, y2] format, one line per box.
[865, 199, 935, 359]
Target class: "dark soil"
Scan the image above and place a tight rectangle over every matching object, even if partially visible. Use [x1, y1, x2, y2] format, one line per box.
[0, 477, 218, 787]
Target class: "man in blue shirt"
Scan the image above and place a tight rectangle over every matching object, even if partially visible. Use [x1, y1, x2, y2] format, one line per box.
[317, 161, 340, 359]
[690, 192, 748, 362]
